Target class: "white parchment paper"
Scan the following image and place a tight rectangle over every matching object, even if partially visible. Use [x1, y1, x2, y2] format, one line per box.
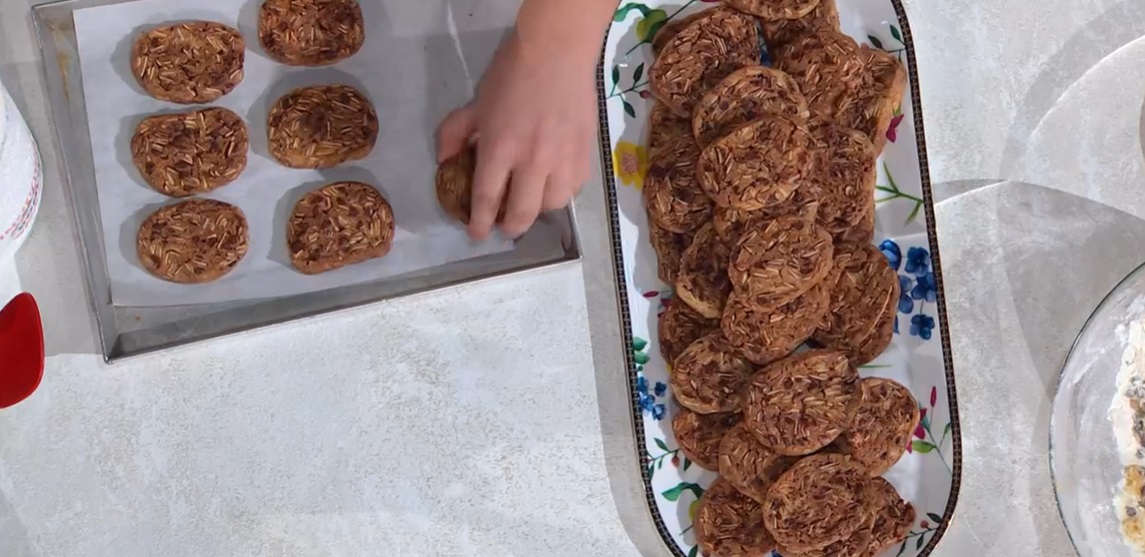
[74, 0, 514, 306]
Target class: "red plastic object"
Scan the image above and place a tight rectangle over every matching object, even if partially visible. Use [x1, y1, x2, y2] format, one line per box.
[0, 293, 44, 408]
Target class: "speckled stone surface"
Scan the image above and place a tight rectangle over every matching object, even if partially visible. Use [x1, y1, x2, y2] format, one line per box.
[3, 0, 1144, 554]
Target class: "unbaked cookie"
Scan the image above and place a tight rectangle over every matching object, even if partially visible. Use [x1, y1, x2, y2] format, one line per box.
[267, 85, 379, 169]
[695, 477, 778, 557]
[744, 349, 859, 455]
[697, 114, 813, 211]
[644, 135, 712, 234]
[137, 199, 249, 284]
[671, 332, 755, 414]
[131, 22, 245, 104]
[672, 409, 741, 471]
[835, 378, 920, 476]
[813, 242, 899, 365]
[761, 0, 841, 54]
[287, 182, 395, 274]
[259, 0, 366, 66]
[809, 124, 878, 240]
[659, 300, 719, 365]
[721, 275, 832, 365]
[763, 453, 872, 553]
[692, 65, 810, 148]
[675, 223, 732, 319]
[649, 223, 694, 285]
[718, 424, 798, 503]
[728, 215, 834, 308]
[131, 107, 249, 198]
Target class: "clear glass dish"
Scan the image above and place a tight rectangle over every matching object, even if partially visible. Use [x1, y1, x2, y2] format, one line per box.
[1052, 261, 1145, 557]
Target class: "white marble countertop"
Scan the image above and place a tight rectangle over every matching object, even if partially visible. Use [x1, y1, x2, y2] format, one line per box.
[4, 0, 1144, 554]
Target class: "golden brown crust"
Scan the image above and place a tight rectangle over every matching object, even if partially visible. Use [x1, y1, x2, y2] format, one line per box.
[721, 276, 832, 366]
[651, 11, 711, 58]
[267, 85, 379, 169]
[726, 0, 821, 21]
[676, 223, 732, 318]
[287, 182, 395, 274]
[259, 0, 366, 66]
[718, 424, 799, 503]
[773, 31, 865, 121]
[649, 223, 694, 285]
[763, 453, 872, 552]
[672, 409, 741, 471]
[813, 242, 900, 365]
[841, 47, 908, 154]
[137, 199, 249, 284]
[643, 136, 712, 233]
[131, 108, 248, 198]
[711, 188, 820, 245]
[744, 350, 859, 455]
[671, 332, 755, 414]
[761, 0, 841, 54]
[695, 477, 777, 557]
[435, 145, 476, 224]
[692, 66, 811, 148]
[697, 115, 813, 211]
[729, 215, 834, 308]
[659, 300, 719, 364]
[809, 124, 878, 241]
[649, 8, 762, 118]
[862, 477, 916, 557]
[131, 22, 245, 104]
[835, 378, 920, 476]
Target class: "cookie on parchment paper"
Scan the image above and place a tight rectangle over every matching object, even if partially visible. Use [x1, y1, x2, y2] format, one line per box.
[718, 424, 798, 504]
[137, 199, 249, 284]
[650, 11, 710, 57]
[697, 114, 813, 211]
[259, 0, 366, 66]
[644, 136, 712, 234]
[267, 84, 379, 169]
[131, 107, 249, 198]
[761, 0, 841, 54]
[658, 300, 719, 365]
[835, 378, 920, 476]
[675, 223, 733, 319]
[744, 349, 859, 456]
[808, 124, 878, 241]
[672, 409, 741, 471]
[131, 22, 245, 104]
[773, 31, 865, 121]
[840, 46, 908, 154]
[287, 182, 395, 274]
[435, 145, 477, 224]
[721, 275, 832, 366]
[695, 477, 778, 557]
[692, 65, 811, 148]
[671, 332, 755, 414]
[726, 0, 821, 22]
[649, 223, 694, 285]
[648, 8, 762, 118]
[763, 453, 872, 553]
[813, 242, 899, 366]
[728, 215, 834, 308]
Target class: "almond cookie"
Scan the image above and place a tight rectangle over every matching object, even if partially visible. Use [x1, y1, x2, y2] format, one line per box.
[697, 114, 813, 211]
[773, 31, 865, 121]
[692, 66, 810, 148]
[659, 300, 719, 364]
[649, 223, 694, 285]
[676, 223, 732, 318]
[835, 378, 920, 476]
[672, 409, 741, 471]
[435, 145, 508, 225]
[839, 204, 876, 244]
[813, 242, 899, 365]
[711, 188, 820, 245]
[763, 454, 872, 553]
[651, 11, 710, 57]
[862, 477, 916, 557]
[809, 124, 878, 241]
[259, 0, 366, 66]
[744, 349, 859, 455]
[721, 275, 832, 366]
[649, 8, 762, 118]
[288, 182, 395, 274]
[647, 102, 693, 157]
[719, 424, 798, 503]
[729, 215, 834, 307]
[696, 477, 778, 557]
[841, 47, 908, 154]
[726, 0, 821, 23]
[137, 199, 249, 284]
[671, 332, 755, 414]
[761, 0, 840, 54]
[131, 107, 248, 198]
[131, 22, 245, 104]
[268, 85, 378, 169]
[644, 136, 711, 234]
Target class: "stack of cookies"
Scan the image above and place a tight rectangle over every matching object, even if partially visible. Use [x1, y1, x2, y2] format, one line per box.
[128, 0, 396, 284]
[645, 1, 918, 555]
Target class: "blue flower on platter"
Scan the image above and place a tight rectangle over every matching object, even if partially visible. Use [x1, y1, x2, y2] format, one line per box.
[911, 313, 936, 340]
[904, 246, 931, 277]
[911, 271, 938, 303]
[636, 374, 669, 421]
[879, 239, 902, 271]
[651, 403, 666, 420]
[898, 275, 914, 313]
[654, 382, 667, 397]
[637, 375, 648, 395]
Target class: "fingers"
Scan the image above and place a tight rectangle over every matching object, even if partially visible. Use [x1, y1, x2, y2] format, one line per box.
[501, 160, 548, 238]
[435, 105, 476, 163]
[542, 145, 591, 211]
[468, 142, 514, 240]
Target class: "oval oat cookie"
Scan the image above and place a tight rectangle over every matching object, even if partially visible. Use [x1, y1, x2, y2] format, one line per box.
[671, 332, 755, 414]
[697, 114, 813, 211]
[809, 125, 877, 240]
[695, 477, 777, 557]
[131, 107, 249, 198]
[763, 454, 871, 553]
[259, 0, 366, 66]
[835, 378, 920, 476]
[288, 182, 395, 274]
[131, 22, 245, 104]
[744, 349, 859, 455]
[675, 223, 732, 319]
[672, 409, 740, 471]
[659, 300, 719, 365]
[268, 85, 379, 169]
[718, 424, 798, 504]
[137, 199, 249, 284]
[644, 136, 712, 234]
[773, 31, 864, 120]
[712, 188, 820, 245]
[721, 276, 832, 366]
[729, 215, 834, 307]
[813, 242, 899, 365]
[692, 65, 810, 148]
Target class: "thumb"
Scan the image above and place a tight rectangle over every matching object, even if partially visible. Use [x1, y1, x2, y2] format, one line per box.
[435, 104, 477, 164]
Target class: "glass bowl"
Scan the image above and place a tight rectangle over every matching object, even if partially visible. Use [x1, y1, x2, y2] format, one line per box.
[1052, 261, 1145, 557]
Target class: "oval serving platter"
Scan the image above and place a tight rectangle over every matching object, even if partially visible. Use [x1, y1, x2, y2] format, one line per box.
[596, 1, 962, 556]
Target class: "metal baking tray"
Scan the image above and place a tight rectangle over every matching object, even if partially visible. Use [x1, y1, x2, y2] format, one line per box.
[31, 0, 580, 362]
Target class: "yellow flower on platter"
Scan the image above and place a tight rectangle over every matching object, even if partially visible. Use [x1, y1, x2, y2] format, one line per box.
[613, 141, 649, 189]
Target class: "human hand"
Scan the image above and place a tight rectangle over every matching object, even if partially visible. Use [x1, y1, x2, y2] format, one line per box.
[435, 29, 596, 240]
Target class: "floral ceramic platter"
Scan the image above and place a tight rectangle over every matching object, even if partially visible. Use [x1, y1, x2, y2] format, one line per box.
[598, 0, 962, 556]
